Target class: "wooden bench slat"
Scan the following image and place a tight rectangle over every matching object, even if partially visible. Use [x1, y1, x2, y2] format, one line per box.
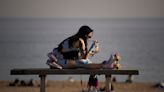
[10, 68, 139, 92]
[11, 68, 139, 75]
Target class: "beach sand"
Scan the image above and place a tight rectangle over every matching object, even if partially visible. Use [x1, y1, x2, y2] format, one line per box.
[0, 80, 163, 92]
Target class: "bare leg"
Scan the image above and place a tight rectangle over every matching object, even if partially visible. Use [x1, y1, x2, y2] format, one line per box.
[66, 59, 113, 69]
[78, 63, 103, 69]
[66, 59, 103, 69]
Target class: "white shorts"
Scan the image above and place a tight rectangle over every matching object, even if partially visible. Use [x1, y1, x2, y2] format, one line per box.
[48, 48, 92, 68]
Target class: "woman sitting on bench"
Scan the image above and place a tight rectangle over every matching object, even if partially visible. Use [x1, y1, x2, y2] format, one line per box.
[46, 25, 121, 69]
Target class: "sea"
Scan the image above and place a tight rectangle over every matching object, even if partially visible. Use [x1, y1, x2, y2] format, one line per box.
[0, 18, 164, 82]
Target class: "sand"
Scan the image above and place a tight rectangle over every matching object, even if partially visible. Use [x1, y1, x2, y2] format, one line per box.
[0, 80, 163, 92]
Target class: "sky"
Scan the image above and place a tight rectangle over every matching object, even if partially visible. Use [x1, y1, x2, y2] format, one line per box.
[0, 0, 164, 18]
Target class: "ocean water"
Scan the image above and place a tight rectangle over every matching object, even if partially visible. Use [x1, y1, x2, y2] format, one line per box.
[0, 18, 164, 82]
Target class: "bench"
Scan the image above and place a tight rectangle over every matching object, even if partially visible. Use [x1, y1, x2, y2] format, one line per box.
[10, 68, 139, 92]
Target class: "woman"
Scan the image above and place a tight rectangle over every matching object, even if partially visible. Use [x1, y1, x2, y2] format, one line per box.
[47, 25, 121, 69]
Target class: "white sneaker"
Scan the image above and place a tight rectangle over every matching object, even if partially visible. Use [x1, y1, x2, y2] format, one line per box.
[107, 54, 115, 65]
[46, 60, 62, 69]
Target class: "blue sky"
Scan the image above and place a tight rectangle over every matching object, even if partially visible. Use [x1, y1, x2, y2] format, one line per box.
[0, 0, 164, 18]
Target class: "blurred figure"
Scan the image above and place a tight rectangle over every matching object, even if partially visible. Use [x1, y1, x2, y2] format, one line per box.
[46, 25, 121, 69]
[87, 75, 99, 92]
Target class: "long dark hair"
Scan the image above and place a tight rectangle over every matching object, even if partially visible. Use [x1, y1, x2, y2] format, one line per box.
[58, 25, 93, 51]
[70, 25, 93, 50]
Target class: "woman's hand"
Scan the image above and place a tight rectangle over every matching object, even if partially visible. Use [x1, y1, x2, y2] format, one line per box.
[94, 40, 100, 53]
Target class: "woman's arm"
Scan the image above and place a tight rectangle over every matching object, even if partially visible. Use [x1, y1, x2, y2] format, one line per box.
[79, 38, 88, 59]
[79, 38, 100, 59]
[86, 40, 100, 58]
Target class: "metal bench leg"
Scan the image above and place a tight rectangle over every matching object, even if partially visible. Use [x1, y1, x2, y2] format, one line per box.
[39, 75, 46, 92]
[105, 75, 112, 92]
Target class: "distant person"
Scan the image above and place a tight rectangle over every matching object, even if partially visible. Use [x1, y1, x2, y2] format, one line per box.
[46, 25, 121, 69]
[87, 75, 99, 92]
